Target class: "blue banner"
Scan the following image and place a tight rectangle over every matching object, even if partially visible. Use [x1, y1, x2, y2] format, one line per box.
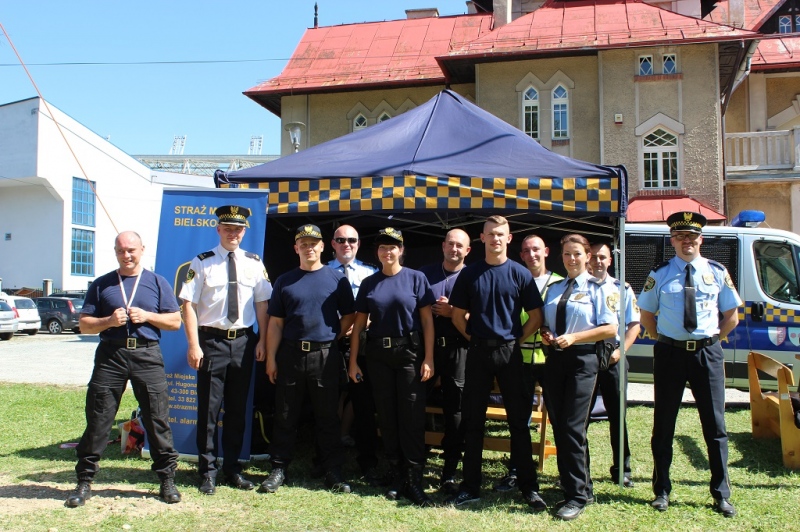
[150, 188, 268, 460]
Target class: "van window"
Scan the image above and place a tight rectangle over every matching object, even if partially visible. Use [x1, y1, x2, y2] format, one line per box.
[754, 241, 800, 303]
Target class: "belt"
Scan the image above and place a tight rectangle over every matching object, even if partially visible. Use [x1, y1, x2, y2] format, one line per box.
[288, 340, 333, 352]
[657, 334, 720, 352]
[546, 343, 596, 355]
[103, 337, 159, 349]
[471, 338, 516, 348]
[368, 336, 411, 349]
[519, 341, 542, 350]
[198, 326, 250, 339]
[435, 336, 467, 348]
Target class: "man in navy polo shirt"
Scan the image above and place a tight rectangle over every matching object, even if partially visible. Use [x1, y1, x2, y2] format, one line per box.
[446, 215, 546, 511]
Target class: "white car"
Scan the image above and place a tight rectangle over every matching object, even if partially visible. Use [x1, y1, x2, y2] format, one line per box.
[0, 294, 41, 335]
[0, 300, 19, 340]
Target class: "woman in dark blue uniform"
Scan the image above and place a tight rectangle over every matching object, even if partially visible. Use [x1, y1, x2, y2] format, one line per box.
[349, 227, 435, 507]
[540, 234, 617, 521]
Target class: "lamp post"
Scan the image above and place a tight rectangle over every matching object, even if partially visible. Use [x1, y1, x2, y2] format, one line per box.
[284, 121, 306, 153]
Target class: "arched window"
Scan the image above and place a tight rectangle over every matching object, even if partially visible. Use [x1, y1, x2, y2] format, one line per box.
[643, 128, 679, 188]
[552, 85, 569, 139]
[522, 87, 539, 140]
[353, 113, 367, 131]
[378, 112, 391, 123]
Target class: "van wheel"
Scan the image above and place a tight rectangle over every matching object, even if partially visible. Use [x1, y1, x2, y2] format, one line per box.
[27, 330, 38, 335]
[48, 320, 63, 334]
[0, 332, 12, 341]
[72, 328, 81, 334]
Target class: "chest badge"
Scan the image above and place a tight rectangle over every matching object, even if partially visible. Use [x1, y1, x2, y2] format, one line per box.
[702, 272, 714, 284]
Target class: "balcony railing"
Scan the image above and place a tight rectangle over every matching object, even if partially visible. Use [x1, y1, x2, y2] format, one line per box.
[725, 129, 800, 171]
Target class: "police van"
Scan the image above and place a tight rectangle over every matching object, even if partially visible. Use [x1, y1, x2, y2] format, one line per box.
[623, 211, 800, 391]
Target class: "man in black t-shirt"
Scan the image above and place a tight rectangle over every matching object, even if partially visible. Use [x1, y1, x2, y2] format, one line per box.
[261, 224, 356, 495]
[446, 216, 546, 511]
[66, 231, 182, 508]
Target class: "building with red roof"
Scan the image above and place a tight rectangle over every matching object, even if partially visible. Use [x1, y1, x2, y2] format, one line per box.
[245, 1, 800, 230]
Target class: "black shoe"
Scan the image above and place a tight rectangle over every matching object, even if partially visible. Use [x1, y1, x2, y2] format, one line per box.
[385, 463, 404, 501]
[623, 476, 634, 488]
[713, 498, 736, 518]
[199, 476, 216, 495]
[325, 470, 352, 494]
[439, 478, 459, 496]
[445, 490, 480, 507]
[555, 502, 584, 521]
[159, 477, 181, 504]
[260, 468, 286, 493]
[524, 490, 547, 512]
[66, 480, 92, 508]
[493, 472, 517, 492]
[224, 473, 255, 491]
[651, 495, 669, 512]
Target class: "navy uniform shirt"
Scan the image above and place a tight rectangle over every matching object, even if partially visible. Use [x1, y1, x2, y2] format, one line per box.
[83, 269, 179, 342]
[449, 259, 543, 341]
[268, 267, 355, 342]
[418, 262, 464, 339]
[542, 271, 617, 344]
[355, 268, 435, 338]
[637, 255, 742, 340]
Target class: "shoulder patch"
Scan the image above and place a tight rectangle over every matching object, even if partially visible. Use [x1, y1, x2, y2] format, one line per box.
[197, 250, 215, 260]
[643, 276, 656, 292]
[606, 291, 620, 312]
[245, 251, 261, 261]
[185, 269, 195, 282]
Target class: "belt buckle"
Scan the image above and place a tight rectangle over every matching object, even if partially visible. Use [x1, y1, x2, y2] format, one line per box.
[126, 337, 137, 349]
[436, 337, 446, 347]
[685, 340, 697, 351]
[301, 341, 311, 352]
[382, 337, 392, 348]
[227, 329, 237, 340]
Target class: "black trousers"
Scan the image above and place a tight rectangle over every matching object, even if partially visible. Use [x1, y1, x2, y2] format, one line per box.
[75, 341, 178, 480]
[543, 346, 598, 506]
[366, 343, 427, 465]
[196, 328, 257, 478]
[270, 341, 344, 471]
[426, 338, 468, 475]
[586, 357, 631, 491]
[348, 353, 380, 472]
[651, 340, 730, 499]
[460, 341, 538, 495]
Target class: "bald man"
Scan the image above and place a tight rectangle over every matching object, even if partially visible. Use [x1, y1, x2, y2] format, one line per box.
[419, 228, 472, 494]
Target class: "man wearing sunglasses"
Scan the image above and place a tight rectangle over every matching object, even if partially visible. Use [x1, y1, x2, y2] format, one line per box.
[327, 225, 382, 485]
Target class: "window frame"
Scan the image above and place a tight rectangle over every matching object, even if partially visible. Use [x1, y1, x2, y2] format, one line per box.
[551, 85, 569, 139]
[72, 177, 96, 227]
[521, 86, 540, 140]
[642, 127, 680, 189]
[353, 113, 367, 132]
[639, 55, 654, 76]
[71, 228, 94, 277]
[662, 53, 677, 74]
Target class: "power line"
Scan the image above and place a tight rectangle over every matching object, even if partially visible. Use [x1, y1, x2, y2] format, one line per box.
[0, 58, 290, 67]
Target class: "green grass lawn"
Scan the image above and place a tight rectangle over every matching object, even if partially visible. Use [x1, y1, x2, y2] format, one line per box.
[1, 382, 797, 531]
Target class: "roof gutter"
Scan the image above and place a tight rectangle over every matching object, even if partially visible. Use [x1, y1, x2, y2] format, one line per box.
[730, 38, 760, 96]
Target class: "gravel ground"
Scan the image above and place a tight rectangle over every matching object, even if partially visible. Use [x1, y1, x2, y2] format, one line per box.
[0, 331, 751, 405]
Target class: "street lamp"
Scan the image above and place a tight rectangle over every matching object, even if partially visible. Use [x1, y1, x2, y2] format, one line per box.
[284, 121, 306, 153]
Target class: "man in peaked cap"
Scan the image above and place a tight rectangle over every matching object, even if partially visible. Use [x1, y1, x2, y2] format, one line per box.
[180, 205, 272, 495]
[638, 210, 742, 518]
[261, 224, 355, 494]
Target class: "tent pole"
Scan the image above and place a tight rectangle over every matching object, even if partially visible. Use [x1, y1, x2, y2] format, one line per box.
[617, 215, 627, 489]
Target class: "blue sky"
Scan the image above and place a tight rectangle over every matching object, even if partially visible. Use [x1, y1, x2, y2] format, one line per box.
[1, 1, 472, 156]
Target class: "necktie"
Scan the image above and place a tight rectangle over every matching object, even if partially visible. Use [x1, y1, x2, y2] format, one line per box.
[684, 264, 697, 333]
[227, 252, 239, 324]
[555, 278, 575, 336]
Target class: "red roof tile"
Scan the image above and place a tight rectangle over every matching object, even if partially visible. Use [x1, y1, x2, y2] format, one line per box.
[751, 34, 800, 69]
[704, 0, 784, 31]
[627, 195, 726, 222]
[446, 0, 758, 59]
[245, 14, 493, 97]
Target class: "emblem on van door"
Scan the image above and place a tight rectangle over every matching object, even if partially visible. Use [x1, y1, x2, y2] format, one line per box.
[768, 327, 787, 346]
[788, 328, 800, 347]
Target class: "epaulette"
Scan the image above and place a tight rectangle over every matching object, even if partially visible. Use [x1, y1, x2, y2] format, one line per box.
[612, 279, 633, 289]
[197, 250, 215, 260]
[653, 261, 670, 272]
[708, 260, 726, 271]
[245, 251, 261, 261]
[588, 276, 603, 285]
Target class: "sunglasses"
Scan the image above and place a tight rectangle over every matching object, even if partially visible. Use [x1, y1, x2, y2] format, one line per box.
[671, 233, 700, 242]
[334, 237, 359, 244]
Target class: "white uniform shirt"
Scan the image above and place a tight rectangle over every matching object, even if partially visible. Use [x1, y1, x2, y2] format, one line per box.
[179, 243, 272, 329]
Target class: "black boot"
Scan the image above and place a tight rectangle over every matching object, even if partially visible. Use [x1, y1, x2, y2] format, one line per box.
[385, 461, 405, 501]
[260, 462, 288, 493]
[66, 480, 92, 508]
[405, 464, 434, 508]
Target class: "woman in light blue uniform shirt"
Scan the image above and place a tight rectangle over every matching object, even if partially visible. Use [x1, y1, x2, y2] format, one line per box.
[540, 234, 617, 521]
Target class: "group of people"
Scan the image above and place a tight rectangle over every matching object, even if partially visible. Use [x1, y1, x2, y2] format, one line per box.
[65, 208, 742, 521]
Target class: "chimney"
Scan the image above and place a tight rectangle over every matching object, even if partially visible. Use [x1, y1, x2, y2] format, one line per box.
[494, 0, 512, 28]
[727, 0, 745, 28]
[466, 1, 478, 13]
[406, 8, 439, 19]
